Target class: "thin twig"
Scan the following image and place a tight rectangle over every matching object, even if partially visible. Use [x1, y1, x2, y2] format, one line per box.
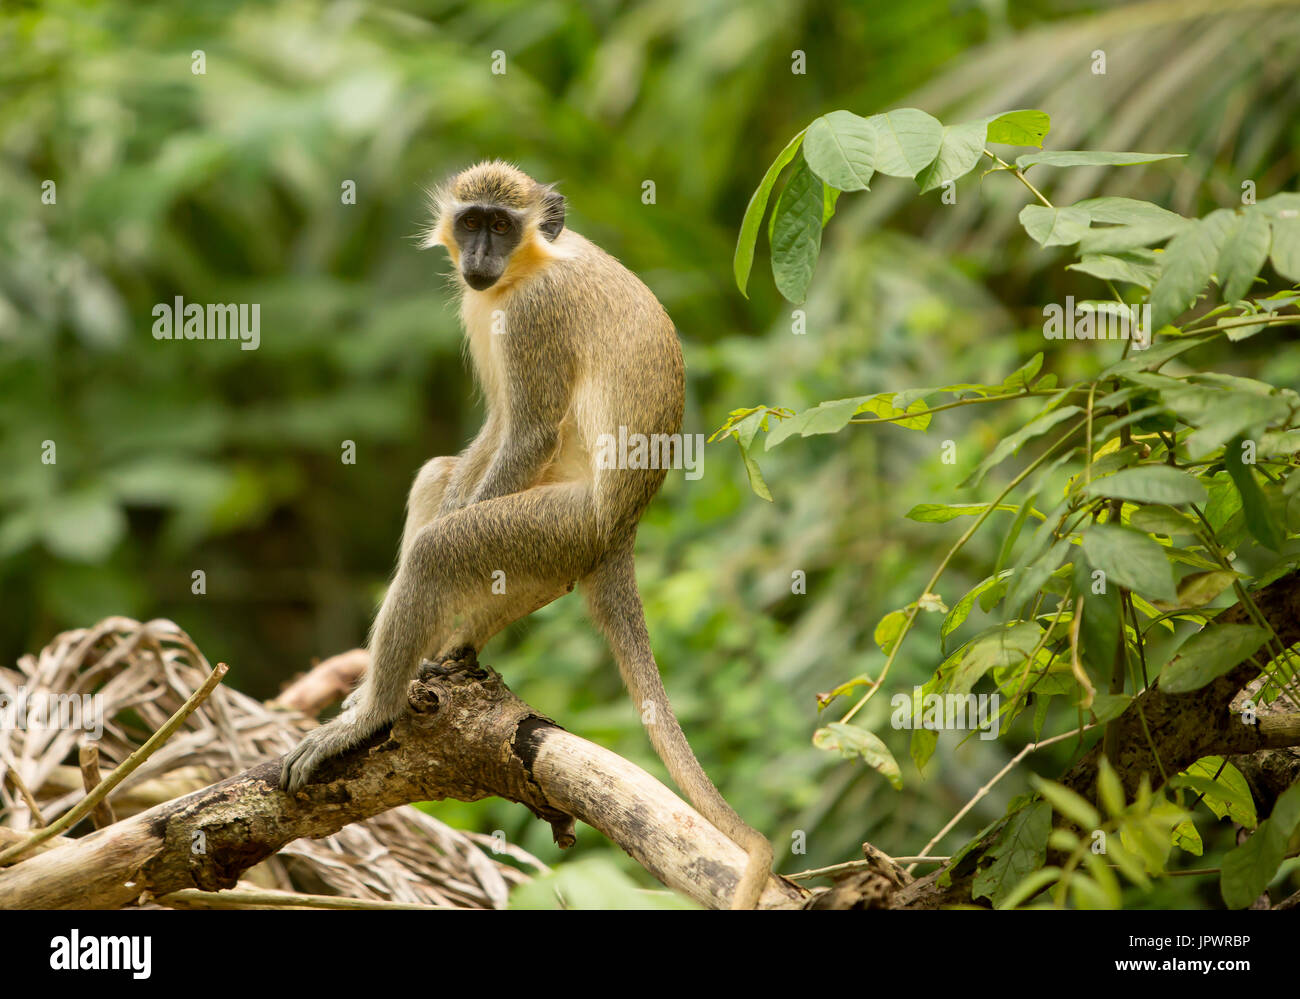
[786, 856, 952, 881]
[78, 742, 117, 830]
[906, 724, 1098, 875]
[2, 769, 46, 828]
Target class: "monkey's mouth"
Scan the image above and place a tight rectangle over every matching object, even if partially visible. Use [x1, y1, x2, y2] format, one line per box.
[462, 270, 500, 291]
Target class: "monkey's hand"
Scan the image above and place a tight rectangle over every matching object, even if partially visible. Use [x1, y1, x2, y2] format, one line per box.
[279, 707, 388, 793]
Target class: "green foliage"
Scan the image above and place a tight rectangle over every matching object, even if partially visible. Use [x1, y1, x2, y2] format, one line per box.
[509, 858, 699, 910]
[812, 722, 902, 790]
[972, 799, 1050, 907]
[722, 97, 1300, 908]
[1219, 781, 1300, 909]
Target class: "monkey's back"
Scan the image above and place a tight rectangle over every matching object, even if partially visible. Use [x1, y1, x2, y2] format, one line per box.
[511, 230, 685, 535]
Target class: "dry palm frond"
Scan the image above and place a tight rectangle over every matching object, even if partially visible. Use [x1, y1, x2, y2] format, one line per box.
[0, 617, 545, 909]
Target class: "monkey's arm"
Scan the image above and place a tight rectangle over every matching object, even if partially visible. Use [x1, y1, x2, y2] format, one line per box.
[435, 414, 502, 517]
[468, 341, 573, 504]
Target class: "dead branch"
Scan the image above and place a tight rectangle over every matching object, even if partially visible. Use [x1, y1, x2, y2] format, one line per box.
[0, 652, 804, 911]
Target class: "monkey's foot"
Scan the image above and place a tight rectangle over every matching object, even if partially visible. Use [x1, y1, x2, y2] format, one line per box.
[279, 714, 387, 793]
[417, 646, 481, 681]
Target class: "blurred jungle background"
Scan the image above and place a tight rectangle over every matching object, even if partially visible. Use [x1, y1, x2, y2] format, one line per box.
[2, 0, 1299, 905]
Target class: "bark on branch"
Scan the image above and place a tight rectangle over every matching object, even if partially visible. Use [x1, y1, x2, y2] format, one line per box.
[1059, 568, 1300, 799]
[0, 653, 804, 910]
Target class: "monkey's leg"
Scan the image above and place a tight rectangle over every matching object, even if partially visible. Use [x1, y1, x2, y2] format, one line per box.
[401, 455, 459, 561]
[329, 456, 460, 717]
[281, 483, 597, 792]
[583, 541, 774, 909]
[433, 575, 576, 661]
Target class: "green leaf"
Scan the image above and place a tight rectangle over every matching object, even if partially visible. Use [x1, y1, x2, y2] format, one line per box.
[863, 108, 944, 179]
[1079, 465, 1207, 505]
[510, 857, 698, 909]
[1216, 210, 1272, 302]
[1168, 570, 1238, 609]
[1071, 197, 1187, 227]
[1079, 849, 1125, 907]
[765, 393, 930, 449]
[1032, 776, 1101, 830]
[1068, 250, 1161, 289]
[972, 800, 1052, 907]
[996, 867, 1063, 910]
[905, 502, 1025, 523]
[1079, 218, 1189, 255]
[1269, 216, 1300, 283]
[813, 723, 903, 789]
[1172, 819, 1203, 857]
[821, 675, 876, 706]
[1001, 351, 1044, 391]
[910, 726, 938, 773]
[1016, 150, 1184, 170]
[1080, 523, 1177, 602]
[947, 622, 1042, 696]
[1176, 757, 1257, 828]
[822, 184, 840, 225]
[1089, 693, 1131, 724]
[1074, 557, 1121, 677]
[985, 109, 1050, 147]
[730, 409, 766, 450]
[1098, 757, 1126, 817]
[764, 396, 864, 448]
[1220, 781, 1300, 909]
[1165, 387, 1290, 460]
[1159, 623, 1270, 693]
[1072, 443, 1144, 486]
[803, 110, 875, 192]
[855, 394, 933, 430]
[1003, 538, 1069, 617]
[736, 441, 773, 502]
[1225, 441, 1284, 550]
[916, 118, 989, 193]
[1256, 192, 1300, 218]
[959, 406, 1082, 489]
[1019, 205, 1091, 247]
[769, 156, 824, 304]
[942, 572, 1013, 649]
[1150, 210, 1234, 330]
[1129, 505, 1200, 537]
[734, 130, 804, 296]
[995, 494, 1037, 580]
[874, 607, 908, 654]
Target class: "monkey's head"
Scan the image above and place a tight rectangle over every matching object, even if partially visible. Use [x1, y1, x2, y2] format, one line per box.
[423, 161, 566, 292]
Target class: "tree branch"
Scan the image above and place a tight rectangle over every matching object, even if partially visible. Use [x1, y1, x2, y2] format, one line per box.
[1059, 568, 1300, 799]
[0, 653, 804, 911]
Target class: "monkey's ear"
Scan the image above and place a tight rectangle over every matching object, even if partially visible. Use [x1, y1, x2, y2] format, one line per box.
[539, 187, 565, 242]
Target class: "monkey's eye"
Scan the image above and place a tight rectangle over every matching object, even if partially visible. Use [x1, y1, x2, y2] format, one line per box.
[462, 216, 481, 231]
[490, 219, 510, 234]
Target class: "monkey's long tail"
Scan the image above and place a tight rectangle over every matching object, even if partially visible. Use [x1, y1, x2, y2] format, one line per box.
[582, 540, 774, 909]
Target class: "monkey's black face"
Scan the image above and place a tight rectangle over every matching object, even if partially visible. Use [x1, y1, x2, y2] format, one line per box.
[454, 205, 524, 290]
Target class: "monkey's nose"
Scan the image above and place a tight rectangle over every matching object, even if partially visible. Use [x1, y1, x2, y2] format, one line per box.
[463, 269, 498, 291]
